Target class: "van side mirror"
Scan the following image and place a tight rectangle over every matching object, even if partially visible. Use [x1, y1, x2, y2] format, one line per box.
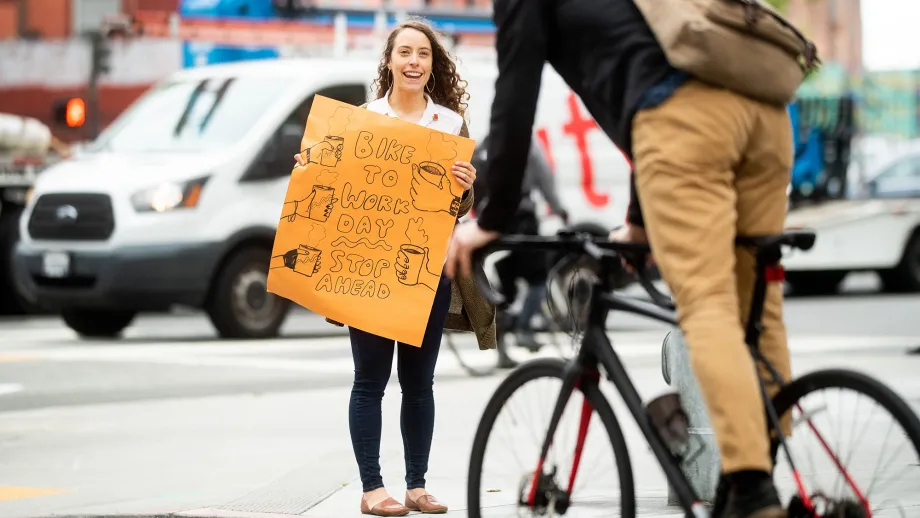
[266, 126, 302, 162]
[253, 128, 303, 180]
[278, 131, 302, 162]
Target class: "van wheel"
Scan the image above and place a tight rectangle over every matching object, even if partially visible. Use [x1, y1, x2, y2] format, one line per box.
[61, 309, 136, 338]
[785, 271, 847, 297]
[0, 205, 44, 315]
[879, 230, 920, 293]
[207, 247, 290, 339]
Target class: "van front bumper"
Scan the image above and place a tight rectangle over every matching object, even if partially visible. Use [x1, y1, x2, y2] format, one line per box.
[12, 242, 222, 311]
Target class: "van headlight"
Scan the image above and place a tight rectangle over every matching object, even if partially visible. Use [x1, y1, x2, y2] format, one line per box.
[131, 176, 209, 213]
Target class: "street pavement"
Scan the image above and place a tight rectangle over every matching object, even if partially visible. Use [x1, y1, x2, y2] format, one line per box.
[0, 275, 918, 518]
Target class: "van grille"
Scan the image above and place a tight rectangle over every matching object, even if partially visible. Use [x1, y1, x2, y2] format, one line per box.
[28, 193, 115, 241]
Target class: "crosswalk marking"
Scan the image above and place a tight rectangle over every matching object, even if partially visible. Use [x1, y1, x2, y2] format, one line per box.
[0, 486, 68, 502]
[0, 354, 37, 363]
[0, 314, 920, 384]
[0, 384, 24, 396]
[2, 322, 918, 379]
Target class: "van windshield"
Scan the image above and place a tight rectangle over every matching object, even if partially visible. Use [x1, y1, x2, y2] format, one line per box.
[89, 76, 292, 153]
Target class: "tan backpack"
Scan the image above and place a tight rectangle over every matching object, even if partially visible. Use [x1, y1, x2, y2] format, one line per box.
[633, 0, 820, 106]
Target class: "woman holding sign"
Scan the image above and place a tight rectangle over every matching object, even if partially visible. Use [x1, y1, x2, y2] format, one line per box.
[295, 18, 486, 517]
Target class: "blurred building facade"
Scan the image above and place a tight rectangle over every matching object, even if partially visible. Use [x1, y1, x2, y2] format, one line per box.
[6, 0, 917, 143]
[787, 0, 863, 75]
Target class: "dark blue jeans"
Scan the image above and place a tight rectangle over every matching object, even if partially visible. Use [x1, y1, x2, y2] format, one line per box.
[348, 274, 451, 492]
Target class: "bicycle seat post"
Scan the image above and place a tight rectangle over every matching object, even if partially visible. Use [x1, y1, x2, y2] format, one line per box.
[745, 243, 783, 351]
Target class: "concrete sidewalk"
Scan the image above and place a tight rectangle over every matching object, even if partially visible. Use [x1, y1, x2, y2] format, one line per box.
[176, 362, 684, 518]
[3, 333, 919, 518]
[188, 337, 920, 518]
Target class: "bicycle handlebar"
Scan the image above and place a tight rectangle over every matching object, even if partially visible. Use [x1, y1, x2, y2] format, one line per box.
[470, 230, 672, 308]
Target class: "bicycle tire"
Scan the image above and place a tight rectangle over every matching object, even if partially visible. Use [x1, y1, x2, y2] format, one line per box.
[771, 368, 920, 510]
[467, 358, 636, 518]
[444, 330, 497, 378]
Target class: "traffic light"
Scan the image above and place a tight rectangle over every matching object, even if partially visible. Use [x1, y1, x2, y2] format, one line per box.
[90, 31, 112, 77]
[52, 98, 86, 128]
[65, 98, 86, 127]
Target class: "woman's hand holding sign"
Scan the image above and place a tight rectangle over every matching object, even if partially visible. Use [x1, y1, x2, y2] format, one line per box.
[293, 141, 339, 167]
[409, 160, 476, 216]
[452, 161, 476, 191]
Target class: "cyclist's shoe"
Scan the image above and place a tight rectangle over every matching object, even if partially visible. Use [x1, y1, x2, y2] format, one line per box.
[515, 331, 543, 353]
[715, 475, 784, 518]
[497, 352, 519, 369]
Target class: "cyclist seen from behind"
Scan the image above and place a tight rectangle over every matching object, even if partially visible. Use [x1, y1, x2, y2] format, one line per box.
[446, 1, 819, 517]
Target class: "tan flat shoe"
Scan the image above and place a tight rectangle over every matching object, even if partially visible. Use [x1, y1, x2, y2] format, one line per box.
[405, 492, 448, 514]
[361, 496, 410, 516]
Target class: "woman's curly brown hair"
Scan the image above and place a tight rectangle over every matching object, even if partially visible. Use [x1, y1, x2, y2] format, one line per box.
[371, 18, 470, 119]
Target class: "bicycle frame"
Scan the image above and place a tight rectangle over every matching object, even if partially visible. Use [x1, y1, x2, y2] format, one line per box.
[514, 238, 799, 516]
[469, 230, 881, 517]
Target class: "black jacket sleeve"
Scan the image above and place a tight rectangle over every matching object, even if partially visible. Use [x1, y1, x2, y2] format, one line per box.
[625, 172, 645, 227]
[475, 0, 547, 233]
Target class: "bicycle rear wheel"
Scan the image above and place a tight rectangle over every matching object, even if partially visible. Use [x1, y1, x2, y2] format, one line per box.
[467, 358, 635, 517]
[770, 368, 920, 517]
[443, 329, 497, 377]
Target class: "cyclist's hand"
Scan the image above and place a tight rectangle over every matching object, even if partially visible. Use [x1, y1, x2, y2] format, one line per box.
[445, 220, 500, 280]
[608, 224, 652, 273]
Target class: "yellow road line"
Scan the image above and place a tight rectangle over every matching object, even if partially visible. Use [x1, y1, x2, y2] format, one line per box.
[0, 355, 37, 363]
[0, 486, 69, 502]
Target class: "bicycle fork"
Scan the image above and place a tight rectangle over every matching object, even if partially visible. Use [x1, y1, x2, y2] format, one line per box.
[525, 358, 594, 511]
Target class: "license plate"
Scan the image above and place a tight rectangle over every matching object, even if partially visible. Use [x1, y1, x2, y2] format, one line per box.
[42, 251, 70, 278]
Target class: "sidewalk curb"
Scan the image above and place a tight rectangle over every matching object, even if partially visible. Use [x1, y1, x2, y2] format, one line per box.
[175, 508, 303, 518]
[297, 478, 355, 513]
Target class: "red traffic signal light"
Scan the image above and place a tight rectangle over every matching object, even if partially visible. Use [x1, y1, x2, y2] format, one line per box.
[52, 97, 86, 128]
[65, 98, 86, 127]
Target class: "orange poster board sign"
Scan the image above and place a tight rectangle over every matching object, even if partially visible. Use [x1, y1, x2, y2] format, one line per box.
[267, 95, 475, 347]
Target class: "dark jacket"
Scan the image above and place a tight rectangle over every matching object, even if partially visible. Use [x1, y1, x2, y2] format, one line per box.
[476, 0, 678, 233]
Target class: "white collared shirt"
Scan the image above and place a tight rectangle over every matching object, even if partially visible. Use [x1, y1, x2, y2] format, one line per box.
[365, 93, 465, 136]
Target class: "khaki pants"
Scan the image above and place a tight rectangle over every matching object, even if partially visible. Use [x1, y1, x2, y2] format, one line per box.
[632, 79, 793, 474]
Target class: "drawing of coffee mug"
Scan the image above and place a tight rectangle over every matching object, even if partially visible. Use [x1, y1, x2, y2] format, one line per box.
[418, 160, 447, 187]
[294, 245, 322, 277]
[397, 244, 426, 286]
[320, 135, 344, 167]
[307, 185, 335, 222]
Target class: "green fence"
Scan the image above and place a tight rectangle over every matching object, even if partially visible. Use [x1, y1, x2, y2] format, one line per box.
[797, 63, 920, 139]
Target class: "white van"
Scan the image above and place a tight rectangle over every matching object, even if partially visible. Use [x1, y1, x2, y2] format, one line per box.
[12, 57, 632, 339]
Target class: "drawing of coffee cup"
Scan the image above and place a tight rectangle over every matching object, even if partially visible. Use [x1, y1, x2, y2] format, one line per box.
[320, 135, 344, 167]
[418, 161, 447, 187]
[294, 245, 322, 277]
[396, 244, 426, 286]
[306, 185, 336, 222]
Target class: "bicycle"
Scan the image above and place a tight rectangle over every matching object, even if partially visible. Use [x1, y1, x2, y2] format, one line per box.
[466, 229, 920, 517]
[444, 241, 607, 377]
[443, 282, 572, 378]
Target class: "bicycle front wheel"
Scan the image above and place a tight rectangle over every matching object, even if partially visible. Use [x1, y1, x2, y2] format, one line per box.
[467, 358, 635, 517]
[771, 368, 920, 517]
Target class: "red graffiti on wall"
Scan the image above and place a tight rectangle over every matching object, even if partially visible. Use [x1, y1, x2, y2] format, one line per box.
[561, 92, 608, 207]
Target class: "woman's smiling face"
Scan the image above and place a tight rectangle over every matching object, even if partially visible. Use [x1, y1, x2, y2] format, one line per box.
[389, 27, 433, 94]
